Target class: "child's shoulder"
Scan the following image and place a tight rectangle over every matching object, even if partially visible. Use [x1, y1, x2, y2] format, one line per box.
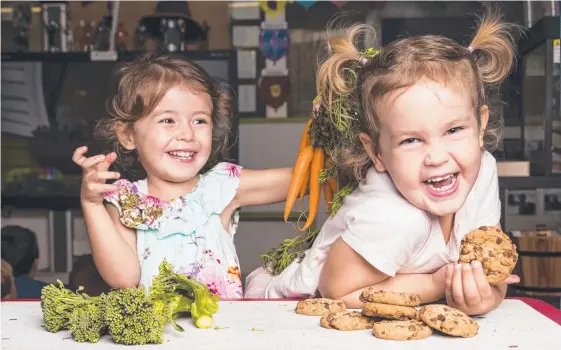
[471, 151, 498, 194]
[203, 162, 243, 179]
[339, 185, 429, 237]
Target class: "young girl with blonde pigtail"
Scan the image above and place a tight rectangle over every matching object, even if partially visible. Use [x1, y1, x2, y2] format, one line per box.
[246, 9, 520, 315]
[73, 55, 293, 298]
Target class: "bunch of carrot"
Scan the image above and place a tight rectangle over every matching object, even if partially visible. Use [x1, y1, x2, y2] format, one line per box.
[284, 119, 338, 231]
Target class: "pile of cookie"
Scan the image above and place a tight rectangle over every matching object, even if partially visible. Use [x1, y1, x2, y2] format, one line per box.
[293, 225, 520, 341]
[295, 290, 479, 341]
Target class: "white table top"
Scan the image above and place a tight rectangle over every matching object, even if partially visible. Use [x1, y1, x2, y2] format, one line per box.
[1, 300, 560, 349]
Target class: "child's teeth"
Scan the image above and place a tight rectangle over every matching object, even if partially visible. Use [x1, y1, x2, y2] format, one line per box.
[170, 151, 193, 159]
[427, 175, 456, 192]
[428, 174, 453, 183]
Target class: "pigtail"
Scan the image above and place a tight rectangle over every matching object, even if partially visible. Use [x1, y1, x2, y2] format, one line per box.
[469, 7, 519, 85]
[313, 24, 380, 184]
[316, 24, 373, 110]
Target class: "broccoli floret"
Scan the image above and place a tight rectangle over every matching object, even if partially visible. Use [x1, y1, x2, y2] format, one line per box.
[67, 296, 107, 343]
[105, 287, 166, 345]
[150, 260, 219, 329]
[40, 280, 105, 342]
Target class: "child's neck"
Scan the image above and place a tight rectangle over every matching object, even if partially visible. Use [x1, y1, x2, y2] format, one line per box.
[145, 174, 200, 201]
[438, 214, 455, 244]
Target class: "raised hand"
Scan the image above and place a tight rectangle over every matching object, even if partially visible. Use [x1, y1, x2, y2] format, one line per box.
[72, 146, 120, 206]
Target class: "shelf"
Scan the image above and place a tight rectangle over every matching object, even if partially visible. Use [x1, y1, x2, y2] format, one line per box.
[499, 176, 561, 189]
[239, 117, 310, 124]
[519, 16, 560, 55]
[0, 50, 234, 62]
[1, 196, 81, 211]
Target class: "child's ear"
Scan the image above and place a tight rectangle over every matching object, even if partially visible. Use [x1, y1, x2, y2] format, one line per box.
[115, 121, 136, 151]
[359, 132, 386, 172]
[479, 105, 489, 148]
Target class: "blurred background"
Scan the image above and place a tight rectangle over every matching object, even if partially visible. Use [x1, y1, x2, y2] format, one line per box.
[1, 1, 560, 307]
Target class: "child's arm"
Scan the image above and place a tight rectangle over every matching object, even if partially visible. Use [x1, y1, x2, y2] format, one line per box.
[82, 202, 141, 288]
[318, 237, 445, 308]
[73, 146, 141, 289]
[233, 168, 293, 207]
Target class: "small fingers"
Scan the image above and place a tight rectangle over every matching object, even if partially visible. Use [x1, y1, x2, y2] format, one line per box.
[84, 182, 119, 195]
[471, 260, 493, 302]
[72, 146, 88, 166]
[96, 152, 118, 172]
[452, 264, 467, 309]
[94, 171, 121, 182]
[82, 154, 109, 169]
[501, 274, 521, 285]
[444, 264, 454, 304]
[461, 263, 482, 307]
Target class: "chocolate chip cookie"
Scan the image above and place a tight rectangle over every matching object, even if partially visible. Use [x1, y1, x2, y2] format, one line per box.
[418, 304, 479, 338]
[362, 302, 418, 320]
[295, 298, 346, 316]
[360, 288, 421, 307]
[459, 226, 518, 284]
[372, 320, 433, 341]
[319, 311, 377, 331]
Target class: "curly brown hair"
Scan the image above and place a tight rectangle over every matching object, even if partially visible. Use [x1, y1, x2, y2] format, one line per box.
[95, 54, 235, 171]
[316, 8, 519, 182]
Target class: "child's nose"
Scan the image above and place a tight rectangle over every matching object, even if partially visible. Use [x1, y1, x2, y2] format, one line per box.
[176, 123, 194, 141]
[424, 146, 449, 167]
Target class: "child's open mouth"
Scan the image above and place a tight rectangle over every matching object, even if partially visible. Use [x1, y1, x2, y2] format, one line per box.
[423, 173, 459, 197]
[168, 151, 195, 162]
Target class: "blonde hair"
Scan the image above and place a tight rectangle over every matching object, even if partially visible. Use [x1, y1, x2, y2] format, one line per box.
[1, 259, 16, 299]
[317, 8, 518, 182]
[96, 54, 235, 171]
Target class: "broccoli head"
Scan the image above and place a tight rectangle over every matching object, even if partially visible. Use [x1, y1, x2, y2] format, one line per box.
[150, 260, 219, 329]
[40, 280, 105, 342]
[105, 287, 166, 345]
[67, 296, 107, 343]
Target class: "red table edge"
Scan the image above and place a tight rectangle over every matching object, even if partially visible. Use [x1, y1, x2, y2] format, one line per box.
[4, 296, 560, 325]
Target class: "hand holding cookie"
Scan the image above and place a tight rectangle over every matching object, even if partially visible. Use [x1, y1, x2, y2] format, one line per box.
[444, 260, 520, 316]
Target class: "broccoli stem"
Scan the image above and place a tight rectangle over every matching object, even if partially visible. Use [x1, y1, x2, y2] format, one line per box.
[194, 315, 214, 329]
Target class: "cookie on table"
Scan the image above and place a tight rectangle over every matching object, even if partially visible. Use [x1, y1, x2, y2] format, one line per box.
[362, 302, 417, 320]
[418, 304, 479, 338]
[295, 298, 346, 316]
[459, 226, 518, 284]
[319, 311, 377, 331]
[360, 288, 421, 307]
[372, 320, 433, 341]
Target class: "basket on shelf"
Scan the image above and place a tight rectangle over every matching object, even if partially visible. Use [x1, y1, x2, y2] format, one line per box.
[510, 228, 561, 297]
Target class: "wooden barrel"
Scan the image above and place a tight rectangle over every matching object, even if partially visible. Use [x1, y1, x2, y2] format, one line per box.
[510, 229, 561, 296]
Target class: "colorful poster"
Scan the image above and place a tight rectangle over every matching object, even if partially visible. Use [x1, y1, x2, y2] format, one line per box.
[259, 28, 289, 62]
[330, 1, 347, 8]
[259, 1, 286, 17]
[296, 1, 316, 10]
[259, 75, 290, 110]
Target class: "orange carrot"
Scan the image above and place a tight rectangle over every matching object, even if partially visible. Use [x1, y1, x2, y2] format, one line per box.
[299, 119, 312, 152]
[323, 182, 333, 215]
[328, 178, 338, 194]
[299, 167, 310, 203]
[301, 148, 324, 231]
[284, 146, 314, 222]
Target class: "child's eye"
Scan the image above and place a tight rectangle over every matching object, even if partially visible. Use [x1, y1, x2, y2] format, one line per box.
[193, 119, 209, 125]
[159, 118, 174, 124]
[447, 126, 464, 134]
[400, 138, 420, 145]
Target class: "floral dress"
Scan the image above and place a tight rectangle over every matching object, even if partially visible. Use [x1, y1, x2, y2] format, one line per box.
[103, 162, 244, 298]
